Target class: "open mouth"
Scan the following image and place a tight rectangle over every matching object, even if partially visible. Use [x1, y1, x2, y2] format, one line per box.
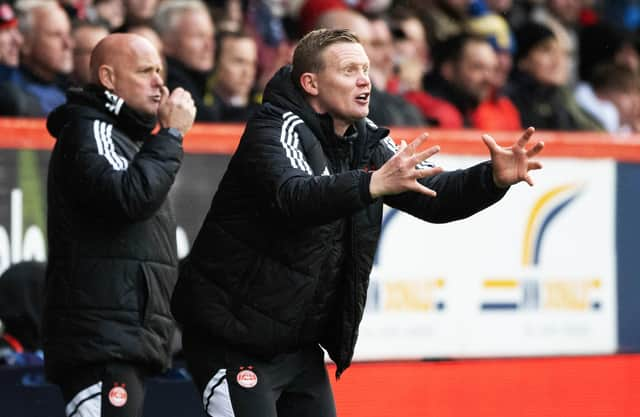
[355, 92, 370, 104]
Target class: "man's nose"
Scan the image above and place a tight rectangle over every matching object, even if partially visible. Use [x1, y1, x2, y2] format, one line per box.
[63, 34, 74, 49]
[357, 74, 370, 87]
[152, 71, 164, 87]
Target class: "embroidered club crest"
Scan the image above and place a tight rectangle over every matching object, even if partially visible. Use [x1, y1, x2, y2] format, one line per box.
[108, 385, 128, 407]
[236, 369, 258, 388]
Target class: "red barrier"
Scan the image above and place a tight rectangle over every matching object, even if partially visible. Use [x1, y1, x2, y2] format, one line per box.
[329, 354, 640, 417]
[3, 118, 640, 161]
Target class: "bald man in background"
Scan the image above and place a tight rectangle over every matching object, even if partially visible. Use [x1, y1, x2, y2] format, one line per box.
[44, 33, 196, 417]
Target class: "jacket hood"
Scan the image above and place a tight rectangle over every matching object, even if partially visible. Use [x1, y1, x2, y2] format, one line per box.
[263, 65, 309, 116]
[264, 65, 361, 144]
[47, 85, 157, 141]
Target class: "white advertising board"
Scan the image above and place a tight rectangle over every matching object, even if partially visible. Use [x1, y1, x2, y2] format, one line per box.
[354, 155, 617, 360]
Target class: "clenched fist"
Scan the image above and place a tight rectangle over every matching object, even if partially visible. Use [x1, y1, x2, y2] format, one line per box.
[157, 86, 197, 136]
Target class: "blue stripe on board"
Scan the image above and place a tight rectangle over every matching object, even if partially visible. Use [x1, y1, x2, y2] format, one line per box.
[616, 163, 640, 352]
[481, 303, 519, 310]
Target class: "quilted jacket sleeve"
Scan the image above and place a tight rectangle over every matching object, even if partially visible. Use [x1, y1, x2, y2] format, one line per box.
[234, 113, 374, 226]
[59, 119, 183, 221]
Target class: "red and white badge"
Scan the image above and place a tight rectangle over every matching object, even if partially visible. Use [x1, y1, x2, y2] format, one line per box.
[108, 385, 128, 407]
[236, 369, 258, 388]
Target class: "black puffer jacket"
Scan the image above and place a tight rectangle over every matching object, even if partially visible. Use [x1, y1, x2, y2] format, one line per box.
[44, 86, 183, 382]
[171, 66, 507, 377]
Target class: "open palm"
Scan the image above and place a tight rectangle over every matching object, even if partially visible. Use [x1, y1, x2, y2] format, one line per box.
[482, 127, 544, 188]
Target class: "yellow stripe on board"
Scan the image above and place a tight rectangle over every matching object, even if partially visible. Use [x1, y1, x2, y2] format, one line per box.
[483, 279, 519, 288]
[521, 184, 576, 265]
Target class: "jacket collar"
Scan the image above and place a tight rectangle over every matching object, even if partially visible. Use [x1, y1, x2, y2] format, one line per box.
[47, 85, 157, 141]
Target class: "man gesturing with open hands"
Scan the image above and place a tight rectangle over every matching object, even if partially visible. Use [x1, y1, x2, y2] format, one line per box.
[172, 28, 544, 417]
[371, 126, 543, 199]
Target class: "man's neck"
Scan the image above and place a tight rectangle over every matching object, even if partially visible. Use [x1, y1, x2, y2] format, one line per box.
[214, 85, 249, 107]
[332, 119, 350, 137]
[307, 98, 351, 136]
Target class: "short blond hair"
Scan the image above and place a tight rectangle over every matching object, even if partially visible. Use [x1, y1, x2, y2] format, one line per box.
[291, 28, 360, 87]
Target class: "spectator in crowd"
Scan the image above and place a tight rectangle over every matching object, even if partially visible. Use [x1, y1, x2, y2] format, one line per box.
[171, 28, 544, 417]
[244, 0, 296, 92]
[209, 30, 260, 121]
[467, 12, 522, 130]
[44, 33, 196, 417]
[0, 1, 22, 75]
[210, 0, 244, 32]
[127, 23, 163, 55]
[0, 261, 46, 366]
[366, 14, 396, 92]
[578, 22, 640, 83]
[0, 2, 34, 115]
[0, 1, 73, 117]
[482, 0, 513, 14]
[92, 0, 125, 30]
[467, 13, 513, 94]
[575, 63, 640, 133]
[389, 5, 431, 78]
[154, 0, 219, 121]
[424, 32, 519, 129]
[531, 0, 582, 84]
[385, 6, 463, 127]
[121, 0, 158, 29]
[604, 0, 640, 31]
[409, 0, 472, 47]
[296, 0, 392, 35]
[316, 8, 425, 126]
[70, 20, 109, 86]
[505, 21, 602, 131]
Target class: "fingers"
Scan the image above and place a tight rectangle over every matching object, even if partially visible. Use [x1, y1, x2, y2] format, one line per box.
[398, 139, 408, 153]
[481, 133, 498, 153]
[172, 88, 193, 105]
[158, 86, 196, 134]
[159, 86, 169, 106]
[526, 141, 544, 158]
[407, 132, 429, 154]
[410, 181, 438, 197]
[528, 161, 543, 171]
[169, 86, 185, 99]
[414, 165, 444, 180]
[516, 126, 535, 149]
[484, 129, 542, 156]
[523, 174, 534, 187]
[413, 145, 440, 164]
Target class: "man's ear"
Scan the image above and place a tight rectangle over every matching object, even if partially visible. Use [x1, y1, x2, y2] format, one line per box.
[98, 65, 116, 90]
[300, 73, 319, 96]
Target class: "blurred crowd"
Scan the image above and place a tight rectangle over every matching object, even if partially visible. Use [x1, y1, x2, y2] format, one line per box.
[1, 0, 640, 133]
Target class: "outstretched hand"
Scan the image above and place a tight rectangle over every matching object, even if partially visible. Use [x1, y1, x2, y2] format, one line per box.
[370, 133, 444, 199]
[482, 127, 544, 188]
